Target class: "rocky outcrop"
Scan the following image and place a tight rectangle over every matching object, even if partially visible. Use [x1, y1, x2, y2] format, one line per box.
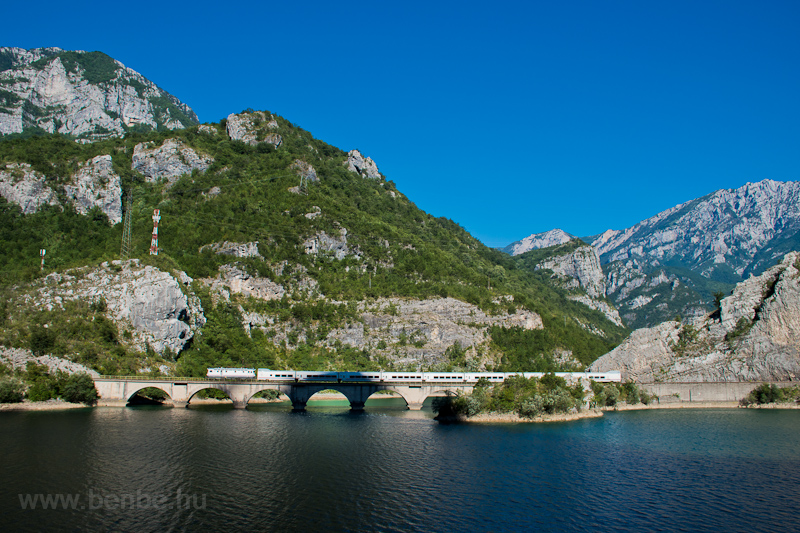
[255, 296, 543, 369]
[291, 159, 318, 182]
[63, 155, 122, 224]
[226, 110, 282, 147]
[568, 295, 623, 328]
[22, 260, 204, 354]
[199, 241, 262, 258]
[537, 245, 606, 298]
[0, 346, 99, 377]
[200, 265, 285, 302]
[0, 47, 198, 139]
[303, 228, 358, 260]
[591, 252, 800, 382]
[1, 158, 122, 223]
[132, 138, 213, 184]
[0, 162, 60, 213]
[345, 149, 381, 179]
[502, 229, 574, 256]
[197, 124, 218, 135]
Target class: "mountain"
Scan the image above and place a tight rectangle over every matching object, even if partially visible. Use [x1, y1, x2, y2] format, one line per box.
[591, 179, 800, 278]
[591, 252, 800, 382]
[591, 179, 800, 328]
[0, 100, 626, 378]
[501, 228, 574, 255]
[0, 47, 198, 140]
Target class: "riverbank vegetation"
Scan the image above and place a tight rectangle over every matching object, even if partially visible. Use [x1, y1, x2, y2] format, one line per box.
[0, 119, 627, 376]
[433, 375, 653, 421]
[740, 383, 800, 406]
[0, 362, 98, 405]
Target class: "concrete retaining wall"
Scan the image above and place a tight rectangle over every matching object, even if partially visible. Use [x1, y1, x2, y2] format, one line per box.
[642, 382, 797, 403]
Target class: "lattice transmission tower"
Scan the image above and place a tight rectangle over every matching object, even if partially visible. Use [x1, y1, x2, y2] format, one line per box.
[120, 189, 133, 260]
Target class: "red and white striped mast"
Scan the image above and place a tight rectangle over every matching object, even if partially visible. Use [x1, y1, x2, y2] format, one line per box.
[149, 209, 161, 256]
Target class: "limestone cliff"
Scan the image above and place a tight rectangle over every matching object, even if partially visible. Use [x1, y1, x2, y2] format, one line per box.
[345, 149, 381, 179]
[132, 138, 213, 184]
[590, 179, 800, 328]
[0, 47, 198, 140]
[591, 252, 800, 382]
[502, 229, 574, 256]
[0, 157, 122, 224]
[21, 260, 205, 354]
[226, 110, 282, 147]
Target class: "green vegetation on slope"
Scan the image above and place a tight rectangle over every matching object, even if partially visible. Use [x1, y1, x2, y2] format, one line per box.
[0, 113, 627, 375]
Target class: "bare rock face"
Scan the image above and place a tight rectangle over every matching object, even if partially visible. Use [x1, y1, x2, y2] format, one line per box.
[24, 260, 204, 354]
[291, 159, 318, 182]
[63, 155, 122, 224]
[0, 162, 60, 213]
[226, 111, 282, 147]
[254, 296, 543, 369]
[502, 229, 574, 256]
[0, 47, 198, 140]
[132, 138, 213, 184]
[197, 124, 218, 135]
[199, 241, 262, 258]
[591, 252, 800, 382]
[200, 264, 285, 302]
[568, 295, 624, 327]
[0, 346, 100, 377]
[345, 149, 381, 179]
[303, 228, 357, 260]
[537, 245, 606, 298]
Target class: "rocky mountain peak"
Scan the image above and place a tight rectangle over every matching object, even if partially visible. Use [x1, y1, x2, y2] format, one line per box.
[0, 47, 198, 140]
[502, 229, 574, 256]
[345, 149, 381, 179]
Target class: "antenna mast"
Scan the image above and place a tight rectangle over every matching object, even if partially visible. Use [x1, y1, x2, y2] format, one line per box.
[150, 209, 161, 256]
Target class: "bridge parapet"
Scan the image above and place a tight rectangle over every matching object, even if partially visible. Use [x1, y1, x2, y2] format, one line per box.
[93, 378, 473, 410]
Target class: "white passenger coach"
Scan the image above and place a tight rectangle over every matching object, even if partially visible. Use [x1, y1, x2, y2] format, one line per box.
[206, 368, 622, 383]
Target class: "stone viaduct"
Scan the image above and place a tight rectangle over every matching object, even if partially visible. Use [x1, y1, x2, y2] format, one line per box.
[94, 377, 474, 410]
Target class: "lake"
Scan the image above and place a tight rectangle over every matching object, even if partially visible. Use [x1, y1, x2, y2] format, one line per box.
[2, 402, 799, 532]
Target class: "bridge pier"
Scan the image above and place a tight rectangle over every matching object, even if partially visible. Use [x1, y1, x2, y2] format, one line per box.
[172, 401, 188, 409]
[291, 400, 307, 411]
[350, 401, 365, 411]
[407, 402, 424, 411]
[232, 401, 247, 409]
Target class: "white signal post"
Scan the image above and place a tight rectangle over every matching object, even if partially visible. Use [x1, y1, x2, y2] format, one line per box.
[40, 249, 46, 270]
[150, 209, 161, 256]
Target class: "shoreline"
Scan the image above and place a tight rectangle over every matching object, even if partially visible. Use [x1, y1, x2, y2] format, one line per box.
[6, 397, 800, 414]
[0, 399, 91, 411]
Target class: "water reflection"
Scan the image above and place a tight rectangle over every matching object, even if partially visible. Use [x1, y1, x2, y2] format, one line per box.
[1, 408, 799, 532]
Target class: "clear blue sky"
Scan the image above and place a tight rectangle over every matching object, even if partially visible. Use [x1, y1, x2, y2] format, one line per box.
[6, 1, 800, 247]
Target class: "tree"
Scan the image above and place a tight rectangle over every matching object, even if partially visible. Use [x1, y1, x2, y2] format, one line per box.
[0, 379, 24, 403]
[60, 373, 98, 405]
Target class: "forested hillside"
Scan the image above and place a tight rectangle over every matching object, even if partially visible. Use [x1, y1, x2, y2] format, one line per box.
[0, 112, 627, 377]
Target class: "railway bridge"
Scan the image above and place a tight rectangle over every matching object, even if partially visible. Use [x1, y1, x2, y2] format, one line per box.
[93, 377, 475, 410]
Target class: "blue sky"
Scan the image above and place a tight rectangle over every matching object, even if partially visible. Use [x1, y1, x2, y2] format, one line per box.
[6, 1, 800, 247]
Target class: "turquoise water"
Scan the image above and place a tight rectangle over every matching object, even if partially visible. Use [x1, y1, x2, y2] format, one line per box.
[2, 405, 799, 532]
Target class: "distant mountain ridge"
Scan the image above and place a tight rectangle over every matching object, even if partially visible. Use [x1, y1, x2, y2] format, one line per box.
[0, 47, 198, 140]
[501, 229, 574, 255]
[590, 179, 800, 279]
[504, 179, 800, 328]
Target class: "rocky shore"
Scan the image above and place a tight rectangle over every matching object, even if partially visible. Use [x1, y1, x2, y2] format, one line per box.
[0, 399, 90, 411]
[436, 409, 604, 424]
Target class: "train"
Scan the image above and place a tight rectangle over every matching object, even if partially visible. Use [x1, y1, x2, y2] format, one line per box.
[206, 368, 622, 383]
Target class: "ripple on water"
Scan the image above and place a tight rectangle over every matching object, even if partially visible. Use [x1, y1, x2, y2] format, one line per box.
[1, 407, 800, 531]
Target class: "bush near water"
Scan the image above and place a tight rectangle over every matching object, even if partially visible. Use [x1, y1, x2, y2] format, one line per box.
[433, 375, 652, 419]
[0, 361, 98, 404]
